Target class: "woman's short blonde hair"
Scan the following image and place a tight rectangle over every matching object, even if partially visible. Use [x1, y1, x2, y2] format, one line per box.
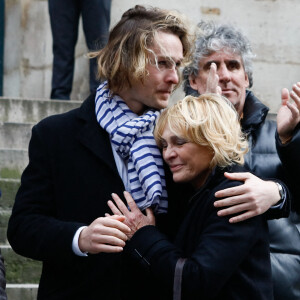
[89, 5, 194, 93]
[154, 94, 248, 169]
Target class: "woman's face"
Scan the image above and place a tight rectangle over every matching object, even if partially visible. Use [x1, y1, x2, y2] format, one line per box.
[161, 125, 214, 189]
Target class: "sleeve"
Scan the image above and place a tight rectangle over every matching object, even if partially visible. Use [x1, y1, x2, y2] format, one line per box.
[125, 194, 265, 298]
[276, 124, 300, 213]
[265, 178, 290, 219]
[7, 124, 86, 262]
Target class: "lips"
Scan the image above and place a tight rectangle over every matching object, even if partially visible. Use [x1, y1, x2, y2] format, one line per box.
[158, 90, 172, 94]
[221, 88, 236, 95]
[169, 164, 183, 172]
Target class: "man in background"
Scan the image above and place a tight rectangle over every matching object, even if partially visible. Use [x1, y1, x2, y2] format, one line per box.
[185, 22, 300, 299]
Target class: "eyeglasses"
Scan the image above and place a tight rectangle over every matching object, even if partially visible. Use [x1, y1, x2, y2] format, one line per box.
[149, 57, 183, 72]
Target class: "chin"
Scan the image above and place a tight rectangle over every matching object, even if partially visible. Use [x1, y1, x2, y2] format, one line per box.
[172, 174, 186, 183]
[158, 100, 169, 109]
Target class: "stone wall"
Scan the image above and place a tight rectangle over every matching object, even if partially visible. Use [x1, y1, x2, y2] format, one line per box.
[3, 0, 300, 112]
[4, 0, 89, 101]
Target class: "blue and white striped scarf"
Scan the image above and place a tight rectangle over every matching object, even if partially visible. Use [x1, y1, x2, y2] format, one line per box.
[95, 81, 168, 214]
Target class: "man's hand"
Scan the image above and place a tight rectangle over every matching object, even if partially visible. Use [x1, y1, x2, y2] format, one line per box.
[78, 215, 131, 254]
[277, 82, 300, 143]
[214, 172, 281, 223]
[206, 63, 222, 95]
[107, 191, 155, 239]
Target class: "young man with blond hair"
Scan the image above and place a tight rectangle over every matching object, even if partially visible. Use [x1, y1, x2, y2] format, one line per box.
[8, 5, 193, 300]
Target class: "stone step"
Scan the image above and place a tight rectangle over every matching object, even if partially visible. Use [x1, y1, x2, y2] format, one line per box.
[0, 98, 81, 297]
[0, 97, 81, 123]
[0, 178, 20, 209]
[0, 122, 33, 149]
[0, 149, 28, 179]
[6, 284, 38, 300]
[1, 245, 42, 284]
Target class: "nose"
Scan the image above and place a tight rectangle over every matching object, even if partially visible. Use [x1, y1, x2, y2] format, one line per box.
[217, 64, 230, 83]
[164, 67, 179, 85]
[163, 145, 177, 162]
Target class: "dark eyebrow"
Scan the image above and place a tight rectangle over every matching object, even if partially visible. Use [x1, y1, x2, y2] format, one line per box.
[228, 59, 241, 64]
[203, 59, 241, 69]
[206, 60, 217, 65]
[157, 55, 183, 63]
[203, 60, 218, 69]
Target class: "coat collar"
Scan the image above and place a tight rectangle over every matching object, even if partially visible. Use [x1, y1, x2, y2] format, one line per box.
[241, 90, 269, 133]
[76, 93, 120, 175]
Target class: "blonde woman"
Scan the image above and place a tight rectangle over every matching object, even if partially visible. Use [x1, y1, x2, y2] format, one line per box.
[109, 94, 273, 300]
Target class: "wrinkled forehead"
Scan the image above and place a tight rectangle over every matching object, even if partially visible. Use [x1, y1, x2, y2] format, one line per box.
[202, 48, 243, 63]
[148, 31, 184, 60]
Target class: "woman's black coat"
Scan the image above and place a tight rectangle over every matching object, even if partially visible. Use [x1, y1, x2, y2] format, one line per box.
[125, 166, 273, 300]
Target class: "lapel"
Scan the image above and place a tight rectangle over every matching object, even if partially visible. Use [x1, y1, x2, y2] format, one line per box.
[76, 93, 120, 176]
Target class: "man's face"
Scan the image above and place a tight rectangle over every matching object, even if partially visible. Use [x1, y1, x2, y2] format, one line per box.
[120, 31, 184, 115]
[189, 50, 249, 115]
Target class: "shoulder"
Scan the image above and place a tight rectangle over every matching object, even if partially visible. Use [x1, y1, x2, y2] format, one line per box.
[209, 165, 246, 191]
[40, 106, 81, 128]
[261, 118, 276, 132]
[252, 119, 278, 154]
[34, 93, 95, 134]
[190, 165, 246, 212]
[37, 107, 79, 130]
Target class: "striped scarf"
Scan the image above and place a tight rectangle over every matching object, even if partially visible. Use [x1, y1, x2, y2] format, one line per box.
[95, 81, 168, 214]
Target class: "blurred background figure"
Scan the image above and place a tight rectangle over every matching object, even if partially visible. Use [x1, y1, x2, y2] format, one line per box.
[48, 0, 111, 100]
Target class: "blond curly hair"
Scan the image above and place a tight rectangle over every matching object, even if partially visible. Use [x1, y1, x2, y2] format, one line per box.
[154, 94, 248, 169]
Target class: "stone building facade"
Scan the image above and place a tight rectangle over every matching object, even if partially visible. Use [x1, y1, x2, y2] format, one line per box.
[3, 0, 300, 112]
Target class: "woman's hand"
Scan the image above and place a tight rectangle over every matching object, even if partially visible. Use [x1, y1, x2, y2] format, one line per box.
[107, 191, 155, 239]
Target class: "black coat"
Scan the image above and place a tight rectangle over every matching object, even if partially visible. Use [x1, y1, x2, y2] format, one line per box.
[242, 91, 300, 299]
[7, 94, 130, 299]
[125, 165, 273, 299]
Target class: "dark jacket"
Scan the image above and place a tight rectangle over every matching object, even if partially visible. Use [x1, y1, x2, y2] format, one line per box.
[242, 91, 300, 300]
[125, 165, 273, 300]
[7, 94, 129, 299]
[276, 122, 300, 213]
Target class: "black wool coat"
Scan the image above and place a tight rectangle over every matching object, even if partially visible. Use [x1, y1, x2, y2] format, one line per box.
[125, 165, 274, 300]
[7, 94, 134, 299]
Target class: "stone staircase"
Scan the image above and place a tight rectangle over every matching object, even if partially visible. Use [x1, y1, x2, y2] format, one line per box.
[0, 97, 81, 299]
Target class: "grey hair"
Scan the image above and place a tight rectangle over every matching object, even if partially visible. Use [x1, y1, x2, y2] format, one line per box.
[184, 22, 255, 94]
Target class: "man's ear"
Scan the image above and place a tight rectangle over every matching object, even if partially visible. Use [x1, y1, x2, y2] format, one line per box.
[244, 72, 250, 88]
[189, 75, 198, 90]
